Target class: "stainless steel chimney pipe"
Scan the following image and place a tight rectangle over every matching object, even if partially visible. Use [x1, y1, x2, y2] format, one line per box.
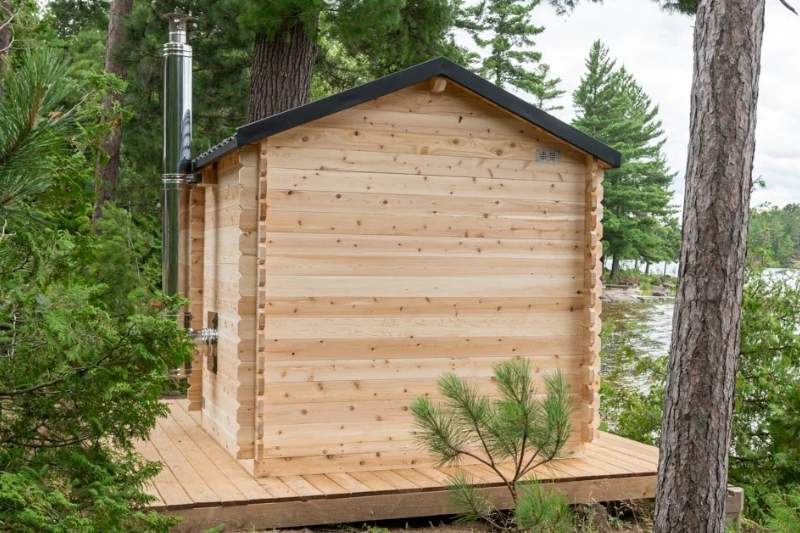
[162, 13, 192, 297]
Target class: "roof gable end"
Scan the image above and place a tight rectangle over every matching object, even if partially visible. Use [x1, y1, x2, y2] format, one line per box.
[193, 57, 621, 169]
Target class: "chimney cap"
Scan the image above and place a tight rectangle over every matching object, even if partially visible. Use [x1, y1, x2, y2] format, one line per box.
[162, 12, 193, 34]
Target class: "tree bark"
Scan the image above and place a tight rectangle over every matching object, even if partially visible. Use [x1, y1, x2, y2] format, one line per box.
[248, 19, 318, 121]
[93, 0, 133, 222]
[610, 255, 620, 282]
[654, 0, 765, 531]
[644, 261, 650, 276]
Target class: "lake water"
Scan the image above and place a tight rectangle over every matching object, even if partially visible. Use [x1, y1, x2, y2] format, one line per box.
[601, 269, 800, 390]
[601, 300, 674, 392]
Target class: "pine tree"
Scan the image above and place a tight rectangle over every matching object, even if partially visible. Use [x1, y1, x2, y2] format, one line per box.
[68, 0, 463, 220]
[460, 0, 563, 110]
[237, 0, 460, 120]
[94, 0, 134, 222]
[0, 46, 190, 533]
[411, 359, 572, 530]
[572, 41, 675, 280]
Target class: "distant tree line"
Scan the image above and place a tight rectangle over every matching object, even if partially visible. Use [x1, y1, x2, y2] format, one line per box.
[748, 203, 800, 268]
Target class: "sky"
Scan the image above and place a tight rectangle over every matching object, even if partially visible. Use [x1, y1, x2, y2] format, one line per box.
[457, 0, 799, 209]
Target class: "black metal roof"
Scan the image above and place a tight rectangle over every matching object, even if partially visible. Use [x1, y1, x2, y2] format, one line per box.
[193, 57, 621, 170]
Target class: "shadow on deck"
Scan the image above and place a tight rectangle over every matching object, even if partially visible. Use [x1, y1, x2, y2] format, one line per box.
[137, 400, 659, 531]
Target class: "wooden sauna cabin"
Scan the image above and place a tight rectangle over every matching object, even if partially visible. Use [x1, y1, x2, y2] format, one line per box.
[176, 57, 621, 480]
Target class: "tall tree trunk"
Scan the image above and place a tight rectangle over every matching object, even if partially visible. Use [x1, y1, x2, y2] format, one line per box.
[94, 0, 133, 222]
[610, 255, 620, 282]
[644, 261, 650, 276]
[654, 0, 764, 531]
[248, 19, 318, 121]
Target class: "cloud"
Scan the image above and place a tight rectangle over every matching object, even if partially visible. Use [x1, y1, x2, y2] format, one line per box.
[456, 0, 799, 208]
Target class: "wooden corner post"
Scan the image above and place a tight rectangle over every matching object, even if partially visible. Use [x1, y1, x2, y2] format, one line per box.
[583, 157, 604, 443]
[186, 182, 206, 410]
[253, 139, 269, 472]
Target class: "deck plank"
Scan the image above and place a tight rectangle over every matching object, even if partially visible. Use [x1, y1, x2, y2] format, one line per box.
[581, 447, 639, 475]
[393, 468, 440, 488]
[158, 410, 246, 502]
[458, 464, 500, 483]
[169, 401, 270, 500]
[349, 470, 397, 491]
[150, 420, 219, 504]
[142, 481, 164, 506]
[550, 457, 604, 478]
[144, 401, 660, 531]
[280, 475, 324, 497]
[135, 438, 192, 507]
[372, 469, 418, 490]
[589, 441, 659, 472]
[258, 476, 297, 499]
[416, 467, 452, 485]
[597, 432, 659, 463]
[326, 472, 371, 493]
[304, 474, 347, 495]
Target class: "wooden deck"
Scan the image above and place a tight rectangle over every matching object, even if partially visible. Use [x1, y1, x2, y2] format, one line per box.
[138, 400, 659, 531]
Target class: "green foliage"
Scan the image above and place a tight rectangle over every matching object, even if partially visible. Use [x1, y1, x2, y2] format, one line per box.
[68, 0, 463, 220]
[46, 0, 108, 37]
[447, 472, 496, 525]
[730, 272, 800, 520]
[330, 0, 461, 77]
[412, 359, 572, 527]
[459, 0, 564, 109]
[0, 44, 190, 532]
[603, 272, 800, 526]
[514, 481, 574, 532]
[747, 204, 800, 268]
[599, 358, 665, 446]
[572, 40, 677, 278]
[764, 488, 800, 533]
[654, 0, 699, 14]
[0, 48, 78, 227]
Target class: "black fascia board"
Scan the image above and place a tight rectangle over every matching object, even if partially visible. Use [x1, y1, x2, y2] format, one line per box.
[192, 57, 621, 170]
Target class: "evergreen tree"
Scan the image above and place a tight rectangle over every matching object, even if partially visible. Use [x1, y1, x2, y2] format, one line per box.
[52, 0, 465, 221]
[94, 0, 135, 222]
[0, 45, 190, 532]
[236, 0, 460, 120]
[411, 359, 572, 529]
[460, 0, 564, 110]
[572, 40, 675, 280]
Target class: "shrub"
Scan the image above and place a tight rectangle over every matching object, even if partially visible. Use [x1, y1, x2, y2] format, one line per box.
[514, 481, 574, 532]
[411, 358, 573, 528]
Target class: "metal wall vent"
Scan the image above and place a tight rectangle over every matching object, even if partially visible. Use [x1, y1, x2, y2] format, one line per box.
[536, 149, 561, 163]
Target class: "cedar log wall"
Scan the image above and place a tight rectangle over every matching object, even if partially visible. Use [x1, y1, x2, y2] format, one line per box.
[185, 81, 605, 473]
[180, 183, 205, 410]
[199, 148, 259, 459]
[252, 81, 604, 476]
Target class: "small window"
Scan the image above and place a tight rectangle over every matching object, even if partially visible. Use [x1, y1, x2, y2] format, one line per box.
[536, 149, 561, 163]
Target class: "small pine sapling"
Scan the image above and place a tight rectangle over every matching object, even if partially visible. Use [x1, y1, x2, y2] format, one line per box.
[411, 358, 572, 528]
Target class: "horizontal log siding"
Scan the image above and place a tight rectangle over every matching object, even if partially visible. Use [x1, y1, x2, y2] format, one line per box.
[202, 147, 258, 459]
[254, 83, 593, 476]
